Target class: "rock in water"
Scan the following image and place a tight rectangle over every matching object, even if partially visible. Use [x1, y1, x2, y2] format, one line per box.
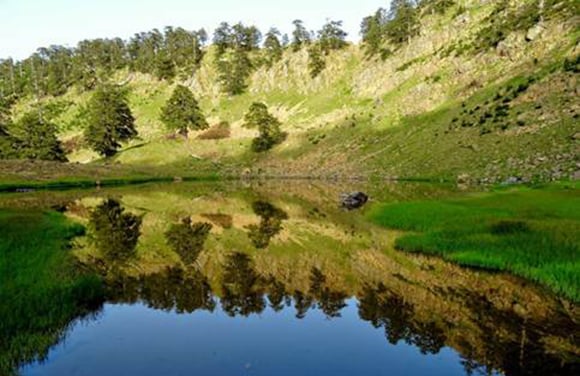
[341, 192, 369, 210]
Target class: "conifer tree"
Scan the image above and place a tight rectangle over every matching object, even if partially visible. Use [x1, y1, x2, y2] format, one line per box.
[160, 85, 208, 136]
[16, 110, 67, 162]
[243, 102, 285, 152]
[213, 22, 233, 56]
[385, 0, 420, 46]
[84, 84, 137, 157]
[155, 52, 177, 81]
[291, 20, 311, 51]
[361, 8, 389, 58]
[264, 28, 283, 67]
[217, 49, 252, 95]
[318, 20, 348, 54]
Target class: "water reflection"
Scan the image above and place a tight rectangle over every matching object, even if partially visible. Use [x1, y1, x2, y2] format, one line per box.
[358, 283, 446, 354]
[165, 218, 212, 265]
[89, 198, 142, 263]
[246, 201, 288, 249]
[221, 252, 267, 316]
[107, 267, 215, 314]
[1, 182, 578, 376]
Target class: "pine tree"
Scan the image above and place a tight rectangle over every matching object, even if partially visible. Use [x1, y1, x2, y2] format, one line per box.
[243, 102, 286, 152]
[217, 49, 252, 95]
[15, 110, 67, 162]
[155, 52, 177, 81]
[264, 28, 283, 67]
[318, 20, 348, 54]
[361, 8, 389, 58]
[291, 20, 311, 51]
[84, 84, 138, 157]
[385, 0, 420, 46]
[213, 22, 233, 56]
[160, 85, 208, 136]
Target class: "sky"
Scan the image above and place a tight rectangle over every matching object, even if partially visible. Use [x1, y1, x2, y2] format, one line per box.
[0, 0, 390, 60]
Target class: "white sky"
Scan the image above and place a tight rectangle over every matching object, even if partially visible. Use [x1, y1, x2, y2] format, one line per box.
[0, 0, 391, 60]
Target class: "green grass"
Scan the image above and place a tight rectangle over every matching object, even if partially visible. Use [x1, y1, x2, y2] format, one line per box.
[368, 186, 580, 302]
[0, 209, 104, 375]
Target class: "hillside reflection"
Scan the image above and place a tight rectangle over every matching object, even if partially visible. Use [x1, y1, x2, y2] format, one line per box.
[101, 254, 578, 376]
[2, 181, 578, 376]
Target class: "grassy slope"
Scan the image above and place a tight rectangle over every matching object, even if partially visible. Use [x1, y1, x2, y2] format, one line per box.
[0, 209, 103, 375]
[5, 0, 576, 183]
[368, 183, 580, 301]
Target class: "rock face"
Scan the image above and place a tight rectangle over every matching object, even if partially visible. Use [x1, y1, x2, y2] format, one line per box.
[340, 192, 369, 210]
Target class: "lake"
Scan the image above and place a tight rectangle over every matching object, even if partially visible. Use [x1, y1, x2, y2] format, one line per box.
[1, 181, 578, 375]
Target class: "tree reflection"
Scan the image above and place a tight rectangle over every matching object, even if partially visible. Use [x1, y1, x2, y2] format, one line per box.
[246, 201, 288, 249]
[165, 217, 212, 265]
[266, 276, 291, 312]
[89, 198, 142, 263]
[220, 252, 266, 316]
[358, 283, 446, 355]
[309, 267, 347, 318]
[107, 267, 215, 314]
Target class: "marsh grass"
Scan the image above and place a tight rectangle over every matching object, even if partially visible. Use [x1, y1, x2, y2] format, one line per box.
[0, 210, 104, 374]
[369, 187, 580, 301]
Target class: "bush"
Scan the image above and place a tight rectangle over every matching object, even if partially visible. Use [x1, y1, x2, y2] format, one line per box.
[197, 121, 231, 140]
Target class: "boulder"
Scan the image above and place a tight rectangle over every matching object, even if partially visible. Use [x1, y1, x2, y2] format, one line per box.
[340, 192, 369, 210]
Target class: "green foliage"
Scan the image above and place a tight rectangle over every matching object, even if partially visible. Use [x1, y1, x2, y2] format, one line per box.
[420, 0, 455, 15]
[165, 217, 212, 264]
[369, 188, 580, 301]
[243, 102, 286, 152]
[155, 52, 177, 81]
[308, 44, 327, 78]
[361, 1, 420, 56]
[361, 8, 389, 58]
[160, 85, 208, 135]
[216, 48, 253, 96]
[264, 28, 283, 67]
[89, 199, 142, 262]
[14, 110, 67, 162]
[385, 0, 420, 47]
[317, 20, 348, 54]
[213, 22, 261, 56]
[84, 84, 138, 157]
[0, 209, 103, 375]
[291, 19, 311, 51]
[0, 120, 16, 159]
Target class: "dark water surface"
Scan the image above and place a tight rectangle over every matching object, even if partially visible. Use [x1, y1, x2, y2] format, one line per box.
[2, 181, 578, 375]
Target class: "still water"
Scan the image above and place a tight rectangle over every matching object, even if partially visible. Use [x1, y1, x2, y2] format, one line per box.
[2, 181, 578, 375]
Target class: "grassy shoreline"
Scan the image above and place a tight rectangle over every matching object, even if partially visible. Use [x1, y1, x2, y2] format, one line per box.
[0, 209, 104, 375]
[368, 184, 580, 302]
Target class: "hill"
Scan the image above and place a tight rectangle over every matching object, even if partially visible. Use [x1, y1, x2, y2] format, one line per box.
[1, 0, 579, 183]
